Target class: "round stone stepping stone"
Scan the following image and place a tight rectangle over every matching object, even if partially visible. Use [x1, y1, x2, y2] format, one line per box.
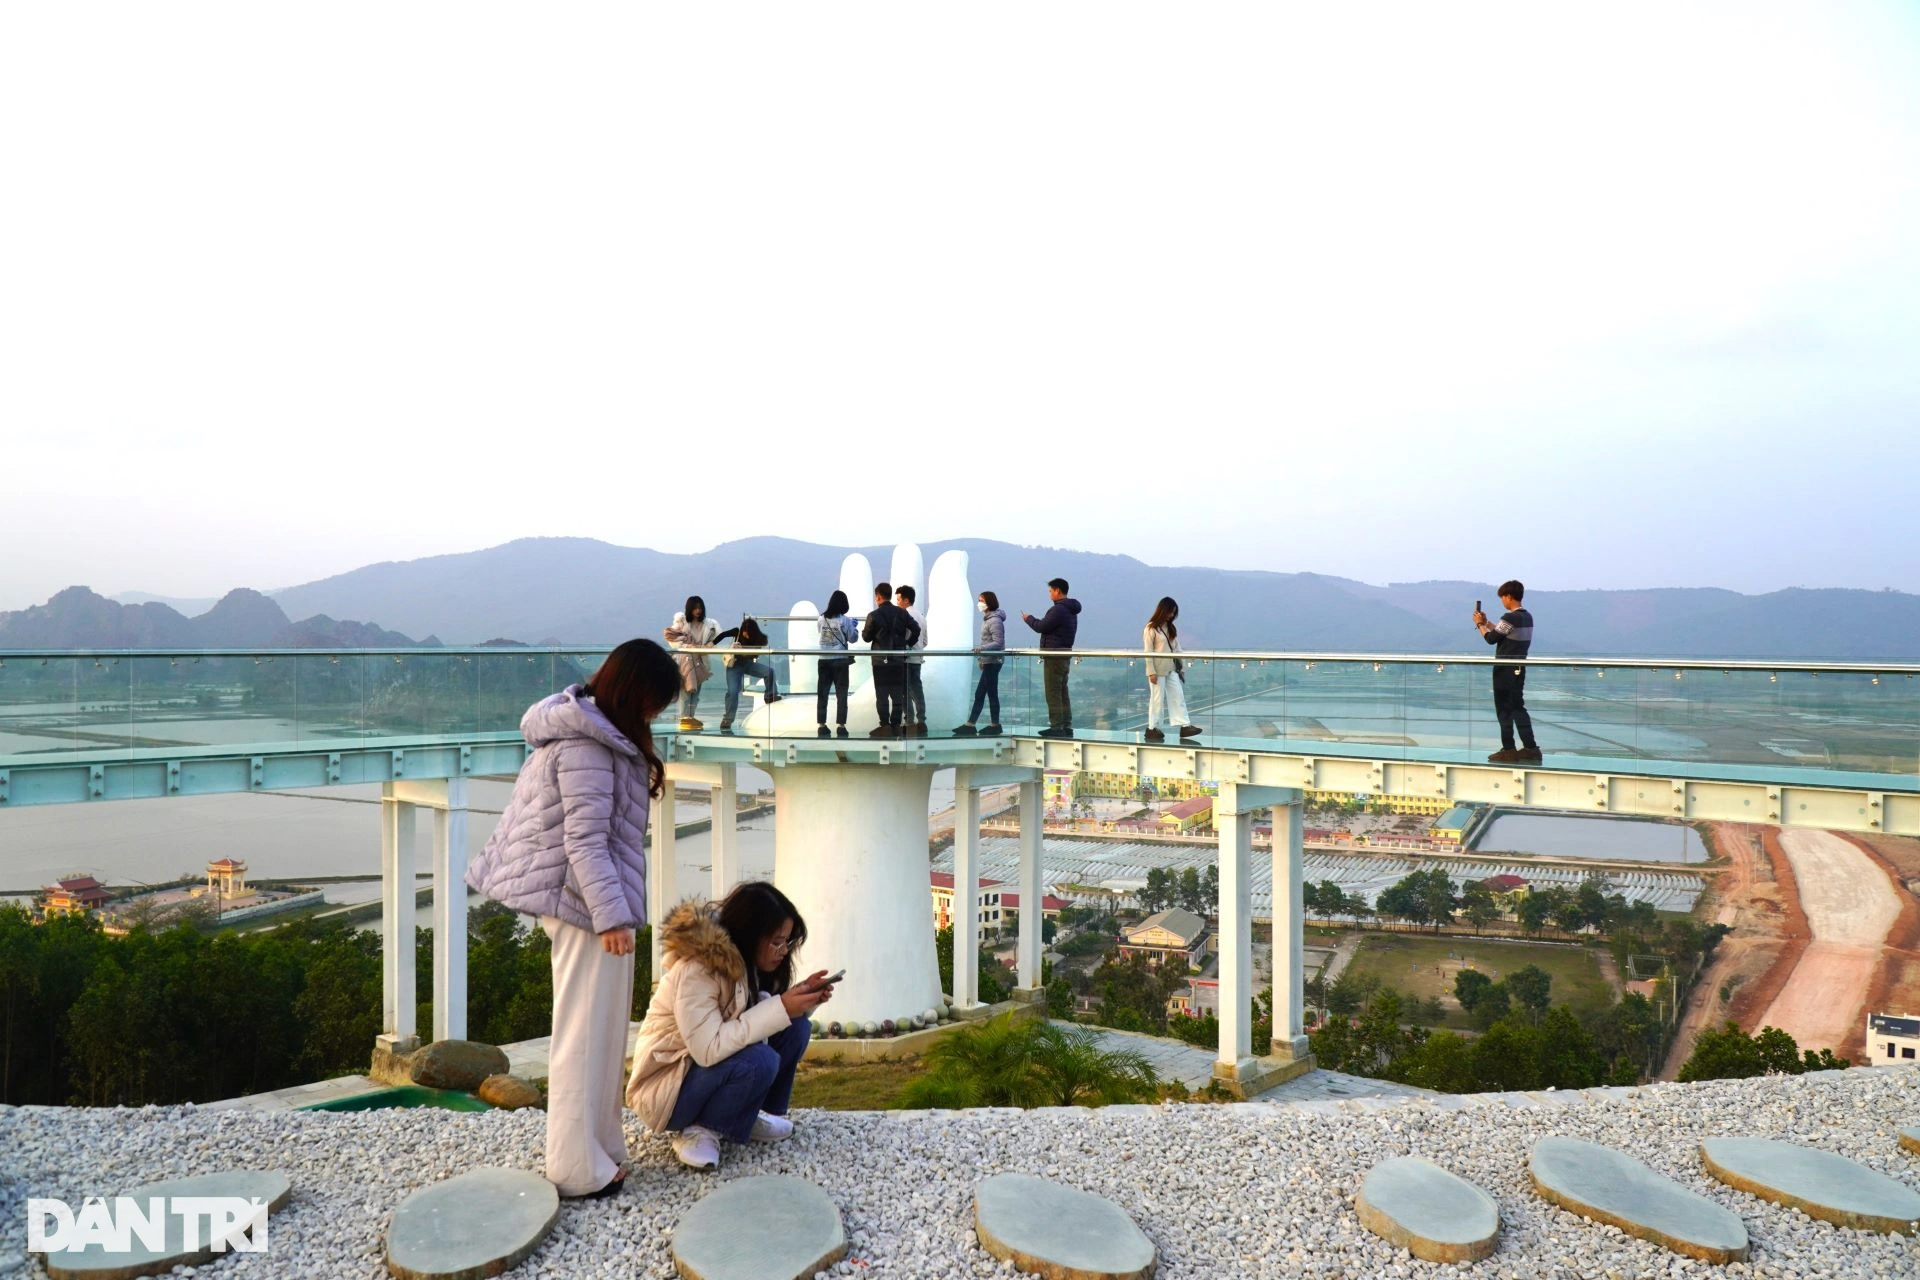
[973, 1172, 1156, 1280]
[1355, 1156, 1501, 1263]
[1901, 1124, 1920, 1156]
[1529, 1137, 1748, 1264]
[39, 1169, 292, 1280]
[1700, 1137, 1920, 1235]
[385, 1168, 558, 1280]
[672, 1175, 847, 1280]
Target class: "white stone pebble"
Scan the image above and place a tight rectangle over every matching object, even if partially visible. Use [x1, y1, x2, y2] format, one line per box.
[2, 1070, 1918, 1278]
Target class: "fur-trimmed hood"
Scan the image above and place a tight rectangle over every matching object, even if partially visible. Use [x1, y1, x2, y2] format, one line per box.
[658, 900, 747, 987]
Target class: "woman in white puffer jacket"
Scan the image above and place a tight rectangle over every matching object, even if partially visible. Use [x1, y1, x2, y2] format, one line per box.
[1144, 596, 1202, 743]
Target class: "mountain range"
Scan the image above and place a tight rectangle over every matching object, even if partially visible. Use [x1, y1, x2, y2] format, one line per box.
[5, 536, 1916, 660]
[0, 587, 429, 649]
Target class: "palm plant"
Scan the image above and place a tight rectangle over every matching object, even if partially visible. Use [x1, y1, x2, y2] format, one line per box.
[899, 1014, 1158, 1109]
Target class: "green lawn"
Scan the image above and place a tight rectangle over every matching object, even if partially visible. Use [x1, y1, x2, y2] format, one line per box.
[1339, 932, 1616, 1029]
[789, 1058, 928, 1110]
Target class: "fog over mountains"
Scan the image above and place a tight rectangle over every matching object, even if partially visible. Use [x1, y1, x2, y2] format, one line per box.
[5, 537, 1919, 659]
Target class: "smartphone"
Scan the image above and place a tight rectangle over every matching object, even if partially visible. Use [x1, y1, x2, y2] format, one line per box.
[1475, 599, 1482, 614]
[822, 969, 846, 986]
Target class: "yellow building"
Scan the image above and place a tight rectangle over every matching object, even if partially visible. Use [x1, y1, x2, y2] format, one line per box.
[1158, 797, 1213, 832]
[1431, 806, 1476, 844]
[1076, 771, 1213, 800]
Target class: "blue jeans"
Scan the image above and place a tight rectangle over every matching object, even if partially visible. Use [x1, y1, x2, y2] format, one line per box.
[723, 660, 779, 722]
[968, 663, 1002, 724]
[666, 1015, 810, 1142]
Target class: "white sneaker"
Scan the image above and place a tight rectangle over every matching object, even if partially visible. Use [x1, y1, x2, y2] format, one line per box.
[749, 1111, 794, 1143]
[671, 1125, 721, 1170]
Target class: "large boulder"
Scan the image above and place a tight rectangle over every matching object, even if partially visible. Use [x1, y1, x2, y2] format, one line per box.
[477, 1074, 543, 1110]
[409, 1040, 509, 1092]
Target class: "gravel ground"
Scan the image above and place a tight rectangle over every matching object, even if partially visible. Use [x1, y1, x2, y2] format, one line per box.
[4, 1070, 1919, 1279]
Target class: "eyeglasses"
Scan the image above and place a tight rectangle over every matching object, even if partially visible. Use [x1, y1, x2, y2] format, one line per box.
[767, 935, 794, 953]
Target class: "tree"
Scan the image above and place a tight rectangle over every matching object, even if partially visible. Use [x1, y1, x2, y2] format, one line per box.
[1460, 882, 1501, 935]
[1515, 891, 1554, 936]
[1453, 968, 1492, 1013]
[899, 1015, 1159, 1109]
[935, 926, 1009, 1005]
[1574, 877, 1613, 933]
[1177, 867, 1205, 916]
[1140, 868, 1171, 914]
[1468, 983, 1511, 1030]
[1506, 965, 1553, 1022]
[1678, 1022, 1852, 1083]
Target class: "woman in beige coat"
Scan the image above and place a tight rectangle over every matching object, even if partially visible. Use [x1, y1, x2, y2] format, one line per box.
[626, 882, 834, 1169]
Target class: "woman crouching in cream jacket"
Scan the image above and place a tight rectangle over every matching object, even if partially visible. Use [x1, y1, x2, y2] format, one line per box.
[626, 882, 833, 1170]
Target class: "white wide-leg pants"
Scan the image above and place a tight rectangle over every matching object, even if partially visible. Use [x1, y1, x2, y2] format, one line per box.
[541, 915, 635, 1196]
[1147, 672, 1190, 731]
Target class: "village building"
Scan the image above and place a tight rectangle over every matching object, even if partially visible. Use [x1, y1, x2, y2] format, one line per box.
[1867, 1012, 1919, 1065]
[1117, 907, 1211, 970]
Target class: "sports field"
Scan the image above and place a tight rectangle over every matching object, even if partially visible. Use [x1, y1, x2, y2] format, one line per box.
[1339, 932, 1616, 1029]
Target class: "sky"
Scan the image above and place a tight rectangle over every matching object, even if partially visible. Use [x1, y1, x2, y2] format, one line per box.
[3, 2, 1917, 611]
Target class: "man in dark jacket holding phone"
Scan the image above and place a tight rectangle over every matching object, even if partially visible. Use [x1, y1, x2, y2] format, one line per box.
[1023, 577, 1081, 738]
[862, 582, 920, 738]
[1473, 579, 1540, 764]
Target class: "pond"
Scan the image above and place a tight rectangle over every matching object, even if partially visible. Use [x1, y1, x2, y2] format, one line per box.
[1473, 810, 1708, 864]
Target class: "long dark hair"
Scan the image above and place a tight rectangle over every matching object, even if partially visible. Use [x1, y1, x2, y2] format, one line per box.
[823, 589, 850, 619]
[979, 590, 999, 611]
[584, 639, 679, 797]
[683, 595, 706, 623]
[737, 617, 768, 647]
[1148, 596, 1179, 641]
[716, 880, 807, 996]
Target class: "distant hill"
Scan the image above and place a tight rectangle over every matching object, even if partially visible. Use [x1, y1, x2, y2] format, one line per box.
[251, 536, 1920, 660]
[0, 586, 429, 649]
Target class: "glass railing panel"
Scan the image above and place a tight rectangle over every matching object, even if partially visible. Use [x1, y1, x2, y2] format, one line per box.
[0, 655, 80, 761]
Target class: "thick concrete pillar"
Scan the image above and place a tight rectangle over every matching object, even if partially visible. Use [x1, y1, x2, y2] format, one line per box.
[952, 767, 982, 1008]
[378, 788, 418, 1053]
[432, 777, 469, 1042]
[710, 765, 739, 899]
[772, 764, 942, 1027]
[1270, 798, 1310, 1060]
[1016, 777, 1043, 991]
[649, 781, 679, 981]
[1214, 785, 1255, 1078]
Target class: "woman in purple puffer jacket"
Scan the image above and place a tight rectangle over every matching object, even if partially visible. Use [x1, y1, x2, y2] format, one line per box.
[468, 638, 679, 1199]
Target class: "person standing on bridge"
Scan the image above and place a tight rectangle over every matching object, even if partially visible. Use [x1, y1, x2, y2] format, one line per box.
[862, 582, 919, 738]
[814, 590, 859, 738]
[1474, 579, 1541, 764]
[1023, 577, 1081, 737]
[896, 584, 929, 736]
[663, 596, 720, 732]
[952, 590, 1007, 736]
[1143, 596, 1201, 743]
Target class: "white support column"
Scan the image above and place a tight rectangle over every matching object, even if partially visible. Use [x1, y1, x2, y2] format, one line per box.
[1016, 776, 1043, 991]
[710, 764, 739, 898]
[379, 787, 418, 1052]
[952, 767, 981, 1008]
[1269, 797, 1310, 1061]
[1214, 784, 1255, 1078]
[432, 777, 469, 1042]
[649, 781, 679, 982]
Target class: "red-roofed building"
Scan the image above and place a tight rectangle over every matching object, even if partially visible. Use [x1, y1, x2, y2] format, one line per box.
[929, 871, 1006, 933]
[40, 875, 111, 918]
[1159, 797, 1213, 833]
[1477, 873, 1531, 911]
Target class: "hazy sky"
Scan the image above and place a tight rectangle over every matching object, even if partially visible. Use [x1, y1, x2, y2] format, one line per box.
[3, 3, 1917, 611]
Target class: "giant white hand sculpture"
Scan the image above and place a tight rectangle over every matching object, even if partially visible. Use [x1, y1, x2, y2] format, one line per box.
[743, 543, 975, 736]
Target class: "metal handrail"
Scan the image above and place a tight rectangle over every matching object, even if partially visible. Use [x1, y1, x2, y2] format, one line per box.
[4, 645, 1917, 674]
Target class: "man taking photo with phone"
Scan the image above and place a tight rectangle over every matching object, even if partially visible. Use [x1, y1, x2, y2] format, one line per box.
[1473, 580, 1540, 764]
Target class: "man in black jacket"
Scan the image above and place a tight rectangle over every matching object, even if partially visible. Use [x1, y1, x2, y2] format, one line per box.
[1473, 579, 1540, 764]
[862, 582, 921, 738]
[1022, 577, 1082, 737]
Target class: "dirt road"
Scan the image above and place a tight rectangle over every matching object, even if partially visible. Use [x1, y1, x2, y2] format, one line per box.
[1661, 822, 1790, 1078]
[1757, 830, 1902, 1054]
